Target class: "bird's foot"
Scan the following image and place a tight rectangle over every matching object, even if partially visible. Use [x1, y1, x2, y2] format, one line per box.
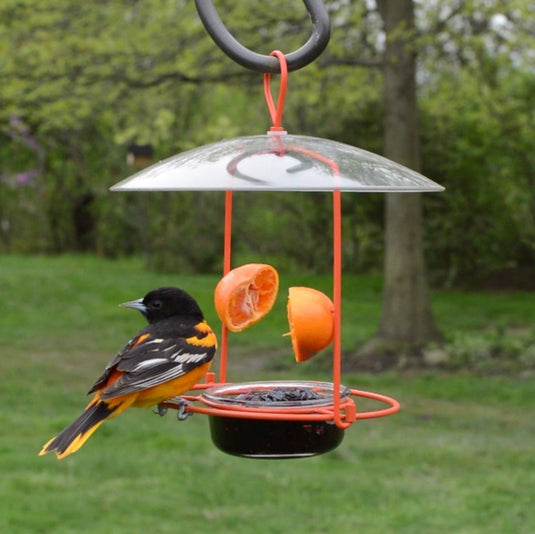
[155, 403, 168, 417]
[175, 397, 193, 421]
[155, 398, 193, 420]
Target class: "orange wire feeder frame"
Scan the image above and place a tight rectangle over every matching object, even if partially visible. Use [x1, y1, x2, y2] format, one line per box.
[111, 52, 443, 459]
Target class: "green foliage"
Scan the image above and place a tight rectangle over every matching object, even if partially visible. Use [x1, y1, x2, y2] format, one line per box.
[440, 328, 535, 373]
[421, 67, 535, 287]
[0, 0, 534, 286]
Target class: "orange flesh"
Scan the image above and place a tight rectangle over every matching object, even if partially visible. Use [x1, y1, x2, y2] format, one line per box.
[229, 283, 259, 325]
[215, 264, 279, 332]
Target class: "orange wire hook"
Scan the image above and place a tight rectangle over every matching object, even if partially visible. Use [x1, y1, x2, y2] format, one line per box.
[263, 50, 288, 131]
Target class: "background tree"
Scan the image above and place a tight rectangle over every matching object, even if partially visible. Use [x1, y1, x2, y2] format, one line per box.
[355, 0, 443, 364]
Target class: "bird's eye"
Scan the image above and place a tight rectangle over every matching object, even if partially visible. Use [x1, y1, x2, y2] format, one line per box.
[151, 300, 162, 310]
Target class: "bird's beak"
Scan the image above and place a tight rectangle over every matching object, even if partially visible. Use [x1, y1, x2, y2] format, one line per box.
[119, 298, 147, 313]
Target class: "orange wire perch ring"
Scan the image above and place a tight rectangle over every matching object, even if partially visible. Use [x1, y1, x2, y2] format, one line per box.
[157, 51, 401, 459]
[162, 375, 400, 422]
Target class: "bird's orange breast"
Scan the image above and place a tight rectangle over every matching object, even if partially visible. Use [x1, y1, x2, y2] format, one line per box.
[130, 361, 212, 408]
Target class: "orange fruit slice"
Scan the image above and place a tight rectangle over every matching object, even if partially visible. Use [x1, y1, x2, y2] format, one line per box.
[287, 287, 334, 362]
[214, 263, 279, 332]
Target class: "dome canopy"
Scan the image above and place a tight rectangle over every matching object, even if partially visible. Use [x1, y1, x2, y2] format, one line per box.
[111, 133, 444, 193]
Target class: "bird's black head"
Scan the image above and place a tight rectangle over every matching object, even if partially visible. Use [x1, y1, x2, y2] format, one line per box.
[121, 287, 204, 324]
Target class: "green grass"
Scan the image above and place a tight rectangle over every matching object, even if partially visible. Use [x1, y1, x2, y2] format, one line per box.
[1, 254, 534, 533]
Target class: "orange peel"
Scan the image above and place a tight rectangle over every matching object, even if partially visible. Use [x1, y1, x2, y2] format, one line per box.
[286, 286, 334, 362]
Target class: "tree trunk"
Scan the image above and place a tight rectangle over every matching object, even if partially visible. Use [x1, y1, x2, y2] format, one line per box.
[358, 0, 443, 365]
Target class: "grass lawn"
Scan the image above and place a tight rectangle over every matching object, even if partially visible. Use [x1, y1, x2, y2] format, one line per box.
[1, 254, 534, 533]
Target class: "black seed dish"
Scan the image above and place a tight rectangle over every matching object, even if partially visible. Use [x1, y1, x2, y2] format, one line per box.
[202, 381, 350, 459]
[235, 386, 323, 404]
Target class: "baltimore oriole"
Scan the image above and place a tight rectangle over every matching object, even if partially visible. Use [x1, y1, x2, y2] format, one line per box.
[39, 287, 217, 460]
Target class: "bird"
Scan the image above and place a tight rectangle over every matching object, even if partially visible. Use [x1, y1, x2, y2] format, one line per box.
[39, 287, 217, 460]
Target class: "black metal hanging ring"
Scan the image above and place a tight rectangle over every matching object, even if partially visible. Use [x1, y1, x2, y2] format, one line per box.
[194, 0, 331, 73]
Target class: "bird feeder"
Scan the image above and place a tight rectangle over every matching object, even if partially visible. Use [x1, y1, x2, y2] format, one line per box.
[111, 0, 443, 459]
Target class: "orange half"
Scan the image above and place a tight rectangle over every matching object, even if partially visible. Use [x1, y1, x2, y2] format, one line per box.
[287, 287, 334, 362]
[215, 263, 279, 332]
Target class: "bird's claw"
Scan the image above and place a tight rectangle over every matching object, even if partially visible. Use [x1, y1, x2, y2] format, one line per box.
[155, 398, 192, 420]
[155, 403, 168, 417]
[175, 398, 193, 421]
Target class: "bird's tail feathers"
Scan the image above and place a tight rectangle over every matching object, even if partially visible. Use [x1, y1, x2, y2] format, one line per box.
[39, 398, 120, 459]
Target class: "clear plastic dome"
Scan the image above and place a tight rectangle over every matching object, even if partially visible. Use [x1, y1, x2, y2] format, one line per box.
[111, 133, 444, 192]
